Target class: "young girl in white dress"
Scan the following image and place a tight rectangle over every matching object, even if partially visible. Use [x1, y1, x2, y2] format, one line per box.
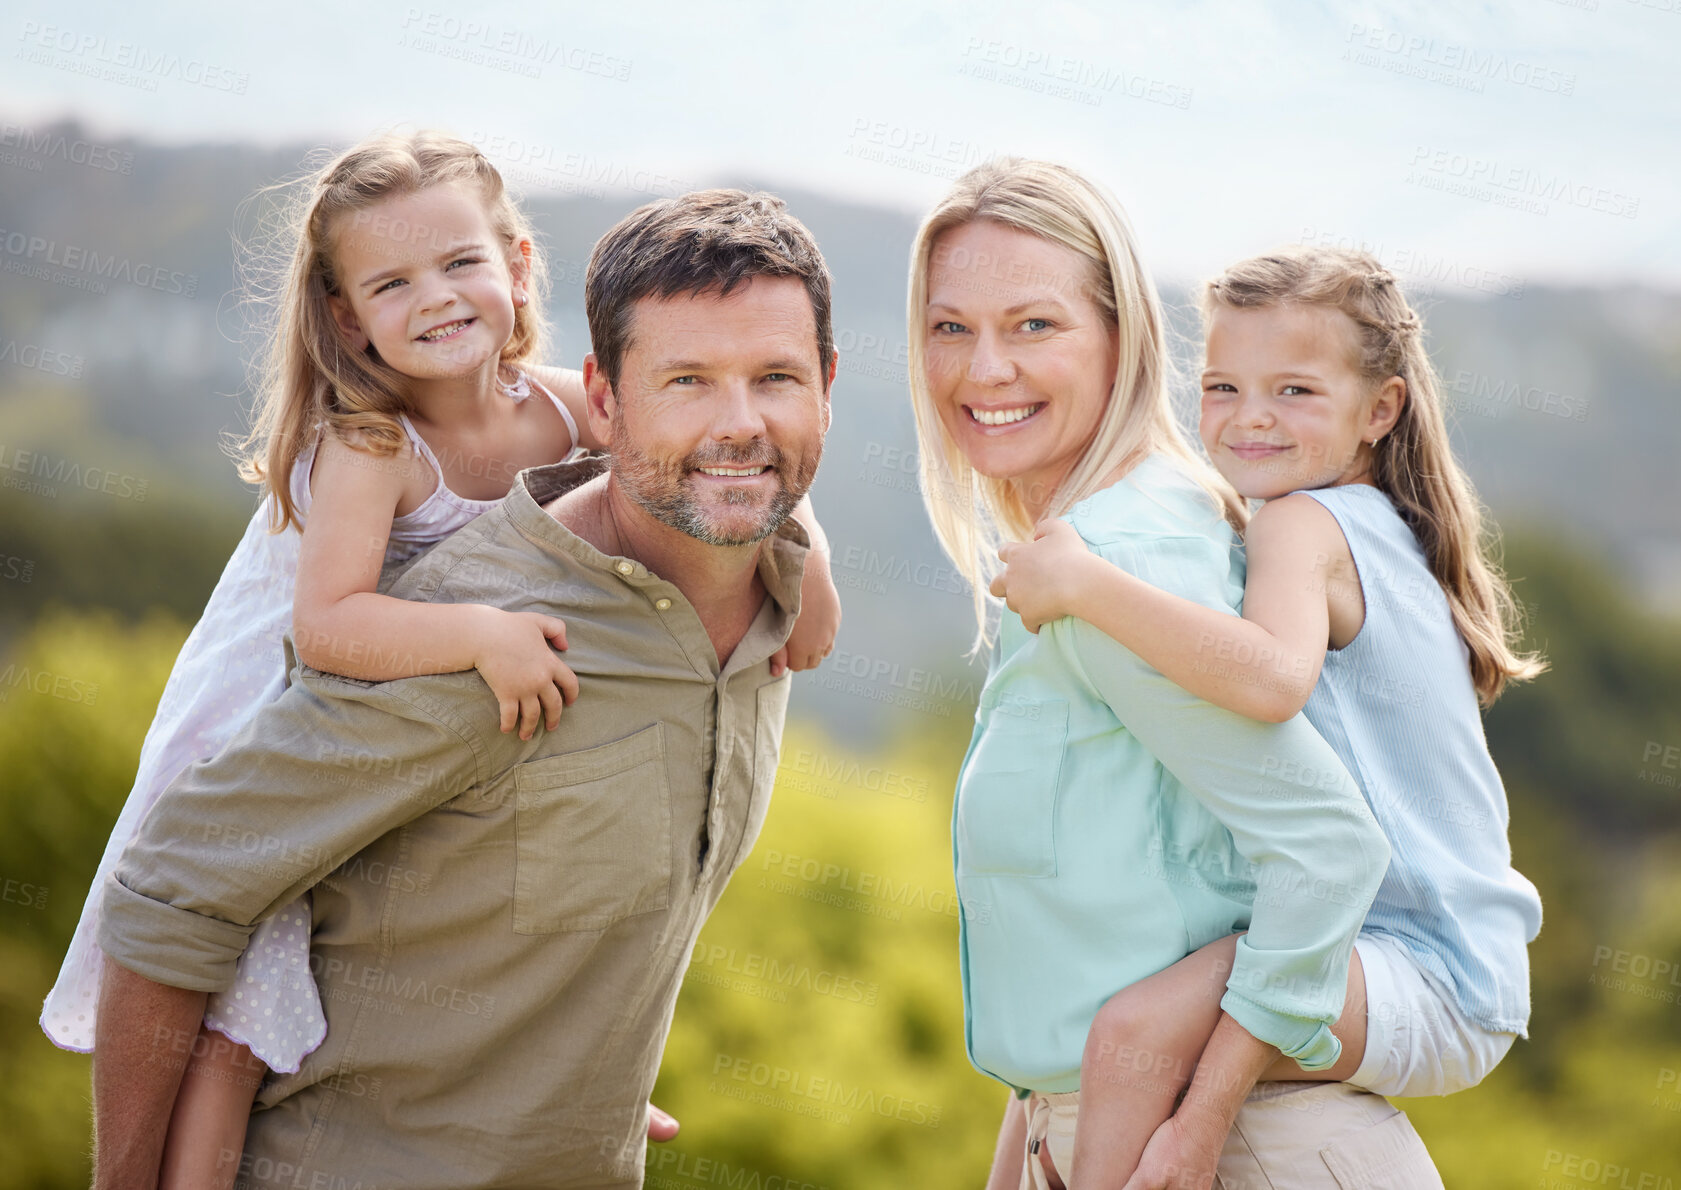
[41, 130, 840, 1189]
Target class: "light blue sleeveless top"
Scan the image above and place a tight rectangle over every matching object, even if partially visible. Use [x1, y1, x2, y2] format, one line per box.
[1298, 484, 1542, 1034]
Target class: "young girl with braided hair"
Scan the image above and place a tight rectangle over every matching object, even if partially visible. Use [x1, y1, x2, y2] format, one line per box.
[991, 245, 1543, 1187]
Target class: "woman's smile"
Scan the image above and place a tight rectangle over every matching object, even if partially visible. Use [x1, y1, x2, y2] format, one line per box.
[965, 401, 1048, 430]
[924, 219, 1117, 518]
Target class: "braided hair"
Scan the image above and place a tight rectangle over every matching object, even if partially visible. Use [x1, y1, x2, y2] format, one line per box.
[1204, 246, 1544, 703]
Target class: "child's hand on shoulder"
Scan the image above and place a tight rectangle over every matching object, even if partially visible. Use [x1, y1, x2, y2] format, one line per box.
[991, 518, 1094, 634]
[772, 551, 841, 676]
[471, 608, 580, 740]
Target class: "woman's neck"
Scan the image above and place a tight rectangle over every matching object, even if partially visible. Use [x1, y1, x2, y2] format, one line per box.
[1018, 450, 1146, 522]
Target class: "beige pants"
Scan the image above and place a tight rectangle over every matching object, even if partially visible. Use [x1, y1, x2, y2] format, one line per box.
[1020, 1080, 1445, 1189]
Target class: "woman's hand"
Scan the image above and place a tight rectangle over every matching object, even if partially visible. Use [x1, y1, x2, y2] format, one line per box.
[772, 551, 841, 676]
[1120, 1112, 1225, 1190]
[990, 518, 1096, 633]
[471, 609, 580, 739]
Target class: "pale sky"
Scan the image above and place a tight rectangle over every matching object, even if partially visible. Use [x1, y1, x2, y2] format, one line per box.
[4, 0, 1676, 293]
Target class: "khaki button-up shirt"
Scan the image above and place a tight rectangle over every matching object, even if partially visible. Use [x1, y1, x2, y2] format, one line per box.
[99, 457, 808, 1189]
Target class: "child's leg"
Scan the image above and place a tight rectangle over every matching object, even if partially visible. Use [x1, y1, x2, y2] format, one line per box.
[157, 1026, 266, 1190]
[1071, 934, 1239, 1189]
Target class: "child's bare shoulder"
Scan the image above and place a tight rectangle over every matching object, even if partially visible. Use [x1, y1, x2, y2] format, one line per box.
[311, 424, 433, 506]
[1246, 492, 1351, 568]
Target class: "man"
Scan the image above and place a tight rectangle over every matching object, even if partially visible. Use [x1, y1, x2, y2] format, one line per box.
[92, 188, 835, 1190]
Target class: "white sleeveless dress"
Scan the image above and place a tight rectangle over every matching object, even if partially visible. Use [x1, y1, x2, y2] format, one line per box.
[40, 376, 581, 1071]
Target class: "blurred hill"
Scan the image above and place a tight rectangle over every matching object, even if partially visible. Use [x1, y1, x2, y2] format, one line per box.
[2, 119, 1677, 741]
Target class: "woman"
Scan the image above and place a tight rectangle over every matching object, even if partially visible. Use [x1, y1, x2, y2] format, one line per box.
[905, 159, 1437, 1188]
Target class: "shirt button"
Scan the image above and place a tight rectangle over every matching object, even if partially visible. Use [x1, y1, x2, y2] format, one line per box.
[615, 561, 635, 576]
[654, 598, 672, 610]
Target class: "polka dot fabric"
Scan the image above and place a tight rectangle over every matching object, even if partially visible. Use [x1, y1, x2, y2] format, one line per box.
[39, 383, 577, 1070]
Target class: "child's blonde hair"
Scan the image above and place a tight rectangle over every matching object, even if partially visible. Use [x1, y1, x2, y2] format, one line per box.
[906, 157, 1244, 646]
[234, 129, 547, 532]
[1203, 245, 1545, 703]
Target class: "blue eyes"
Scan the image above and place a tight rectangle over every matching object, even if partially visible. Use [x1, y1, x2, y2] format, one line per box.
[931, 318, 1052, 334]
[673, 373, 796, 386]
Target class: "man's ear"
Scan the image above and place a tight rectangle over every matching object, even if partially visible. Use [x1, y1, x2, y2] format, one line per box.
[821, 349, 837, 434]
[327, 294, 370, 353]
[581, 353, 616, 445]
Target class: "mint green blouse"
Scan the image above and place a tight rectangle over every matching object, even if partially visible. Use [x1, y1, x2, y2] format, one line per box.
[952, 454, 1391, 1092]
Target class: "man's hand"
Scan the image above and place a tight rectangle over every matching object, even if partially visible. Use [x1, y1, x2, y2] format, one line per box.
[771, 550, 840, 676]
[1121, 1111, 1225, 1190]
[648, 1103, 679, 1142]
[990, 519, 1096, 633]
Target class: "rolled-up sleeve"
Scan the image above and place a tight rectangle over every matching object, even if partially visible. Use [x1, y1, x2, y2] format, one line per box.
[98, 666, 490, 994]
[1046, 531, 1391, 1070]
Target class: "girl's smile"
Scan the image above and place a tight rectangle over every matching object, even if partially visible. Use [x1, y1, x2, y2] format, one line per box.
[1200, 303, 1402, 501]
[327, 182, 528, 392]
[415, 317, 477, 343]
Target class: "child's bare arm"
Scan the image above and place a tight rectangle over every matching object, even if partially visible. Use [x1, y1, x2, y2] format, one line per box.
[293, 433, 578, 739]
[773, 495, 840, 675]
[527, 364, 606, 452]
[992, 496, 1342, 722]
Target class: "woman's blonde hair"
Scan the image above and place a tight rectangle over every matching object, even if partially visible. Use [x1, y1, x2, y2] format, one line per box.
[905, 156, 1243, 645]
[232, 129, 547, 532]
[1204, 245, 1545, 703]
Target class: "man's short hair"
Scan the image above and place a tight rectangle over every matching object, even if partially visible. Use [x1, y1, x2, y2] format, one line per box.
[584, 189, 834, 393]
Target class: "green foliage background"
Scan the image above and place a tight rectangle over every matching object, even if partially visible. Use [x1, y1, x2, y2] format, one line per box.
[2, 491, 1679, 1186]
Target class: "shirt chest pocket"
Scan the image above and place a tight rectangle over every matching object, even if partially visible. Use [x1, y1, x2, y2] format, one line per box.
[512, 723, 674, 934]
[955, 697, 1068, 878]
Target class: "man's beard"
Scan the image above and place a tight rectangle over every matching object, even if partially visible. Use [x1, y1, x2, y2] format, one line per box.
[610, 433, 819, 547]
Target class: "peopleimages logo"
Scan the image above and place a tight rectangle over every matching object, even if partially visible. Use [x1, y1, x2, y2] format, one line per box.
[1406, 147, 1640, 219]
[710, 1053, 943, 1128]
[0, 122, 133, 172]
[0, 227, 198, 296]
[0, 444, 147, 501]
[16, 22, 250, 93]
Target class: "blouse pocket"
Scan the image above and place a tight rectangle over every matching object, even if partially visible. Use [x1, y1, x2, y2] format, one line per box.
[512, 722, 673, 934]
[954, 696, 1068, 878]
